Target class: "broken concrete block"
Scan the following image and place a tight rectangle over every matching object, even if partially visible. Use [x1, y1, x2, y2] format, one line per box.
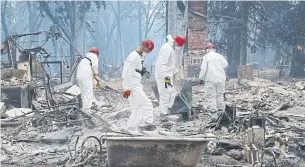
[0, 102, 5, 116]
[1, 149, 8, 162]
[66, 85, 81, 95]
[198, 89, 205, 93]
[289, 136, 304, 144]
[39, 127, 76, 144]
[244, 144, 259, 165]
[0, 102, 4, 111]
[238, 65, 253, 82]
[247, 126, 265, 151]
[295, 81, 305, 90]
[165, 114, 183, 122]
[5, 108, 32, 117]
[247, 128, 253, 145]
[62, 85, 81, 99]
[252, 126, 265, 150]
[221, 126, 229, 135]
[226, 149, 244, 160]
[219, 140, 243, 150]
[287, 142, 297, 154]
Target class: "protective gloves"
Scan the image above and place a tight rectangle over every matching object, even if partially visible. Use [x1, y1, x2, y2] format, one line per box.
[135, 67, 149, 76]
[96, 82, 102, 89]
[123, 90, 131, 99]
[93, 73, 98, 79]
[165, 76, 173, 88]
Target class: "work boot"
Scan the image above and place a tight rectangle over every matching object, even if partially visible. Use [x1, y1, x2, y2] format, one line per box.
[159, 115, 169, 123]
[159, 109, 171, 122]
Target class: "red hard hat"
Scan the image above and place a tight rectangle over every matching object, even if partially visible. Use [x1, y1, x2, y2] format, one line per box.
[205, 43, 216, 49]
[148, 40, 154, 51]
[89, 47, 99, 55]
[142, 39, 154, 53]
[174, 35, 186, 46]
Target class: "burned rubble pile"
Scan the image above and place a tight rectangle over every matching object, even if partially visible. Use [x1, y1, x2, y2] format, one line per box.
[1, 78, 31, 87]
[0, 78, 120, 166]
[186, 78, 305, 167]
[1, 77, 305, 167]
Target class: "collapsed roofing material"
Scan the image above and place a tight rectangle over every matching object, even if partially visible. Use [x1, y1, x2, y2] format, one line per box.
[170, 80, 193, 120]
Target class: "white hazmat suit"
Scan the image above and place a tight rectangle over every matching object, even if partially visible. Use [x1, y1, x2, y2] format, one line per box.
[76, 52, 99, 113]
[199, 49, 228, 112]
[155, 36, 181, 115]
[122, 51, 154, 132]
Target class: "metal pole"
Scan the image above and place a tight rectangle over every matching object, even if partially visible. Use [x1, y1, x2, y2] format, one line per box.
[165, 1, 168, 41]
[138, 1, 142, 44]
[60, 61, 63, 83]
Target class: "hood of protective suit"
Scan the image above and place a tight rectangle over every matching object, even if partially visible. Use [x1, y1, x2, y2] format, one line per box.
[155, 43, 176, 79]
[166, 35, 184, 52]
[166, 35, 174, 47]
[167, 35, 184, 78]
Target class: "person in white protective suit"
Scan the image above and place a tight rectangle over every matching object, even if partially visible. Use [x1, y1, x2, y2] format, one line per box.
[199, 43, 228, 113]
[122, 39, 156, 133]
[76, 47, 101, 114]
[154, 35, 186, 116]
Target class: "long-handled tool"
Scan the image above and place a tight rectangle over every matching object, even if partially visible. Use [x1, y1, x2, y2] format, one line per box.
[94, 77, 117, 109]
[80, 109, 142, 136]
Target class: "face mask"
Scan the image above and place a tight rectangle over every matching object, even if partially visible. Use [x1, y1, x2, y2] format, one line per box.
[175, 46, 183, 51]
[142, 52, 148, 57]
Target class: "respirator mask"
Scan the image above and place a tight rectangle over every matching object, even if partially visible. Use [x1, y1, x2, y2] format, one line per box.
[142, 52, 148, 57]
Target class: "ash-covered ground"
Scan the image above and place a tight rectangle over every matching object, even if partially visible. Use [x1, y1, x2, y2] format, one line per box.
[1, 70, 305, 167]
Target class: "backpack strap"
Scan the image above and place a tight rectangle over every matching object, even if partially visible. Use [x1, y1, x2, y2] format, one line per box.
[84, 57, 92, 66]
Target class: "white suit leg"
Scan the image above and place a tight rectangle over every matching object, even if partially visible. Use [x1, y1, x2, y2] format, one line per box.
[156, 78, 169, 115]
[78, 77, 94, 113]
[168, 80, 177, 109]
[204, 81, 217, 112]
[127, 86, 154, 130]
[216, 82, 225, 111]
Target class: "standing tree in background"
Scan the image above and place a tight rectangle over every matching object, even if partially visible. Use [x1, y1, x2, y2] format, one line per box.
[38, 1, 105, 66]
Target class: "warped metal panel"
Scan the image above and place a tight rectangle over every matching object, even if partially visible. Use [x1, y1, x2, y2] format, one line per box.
[170, 80, 192, 120]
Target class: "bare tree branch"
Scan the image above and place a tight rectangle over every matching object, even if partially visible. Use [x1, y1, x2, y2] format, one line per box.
[153, 22, 166, 35]
[39, 1, 71, 40]
[147, 1, 165, 37]
[1, 1, 9, 36]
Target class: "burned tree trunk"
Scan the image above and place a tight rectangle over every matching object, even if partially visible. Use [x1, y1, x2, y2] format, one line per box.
[226, 1, 241, 78]
[227, 30, 241, 78]
[1, 1, 9, 37]
[290, 46, 305, 77]
[138, 2, 142, 44]
[240, 1, 249, 65]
